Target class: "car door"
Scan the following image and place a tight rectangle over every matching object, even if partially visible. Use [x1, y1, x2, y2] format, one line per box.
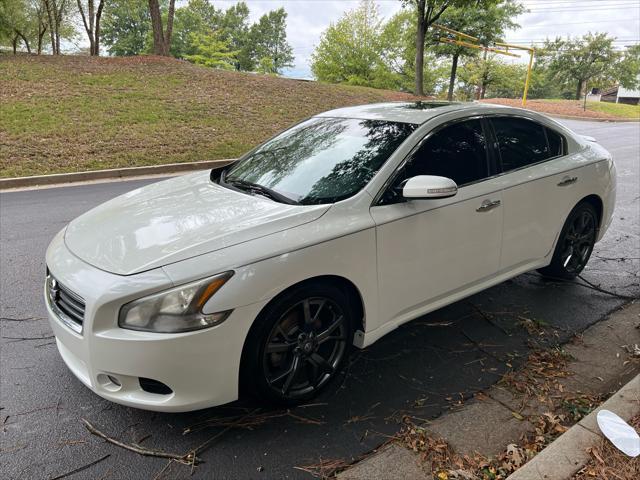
[488, 116, 574, 271]
[370, 118, 503, 326]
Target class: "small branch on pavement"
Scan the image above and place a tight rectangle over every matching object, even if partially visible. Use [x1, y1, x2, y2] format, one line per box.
[0, 316, 46, 322]
[49, 454, 110, 480]
[2, 334, 54, 341]
[82, 419, 197, 465]
[525, 272, 637, 300]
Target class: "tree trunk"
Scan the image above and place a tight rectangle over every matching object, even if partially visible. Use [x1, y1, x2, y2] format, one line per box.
[149, 0, 166, 55]
[12, 35, 18, 55]
[38, 24, 47, 54]
[164, 0, 175, 53]
[16, 31, 31, 54]
[94, 0, 104, 56]
[414, 1, 426, 96]
[44, 0, 56, 54]
[447, 53, 459, 101]
[575, 79, 583, 100]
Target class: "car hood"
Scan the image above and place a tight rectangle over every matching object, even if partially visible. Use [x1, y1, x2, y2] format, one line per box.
[64, 171, 329, 275]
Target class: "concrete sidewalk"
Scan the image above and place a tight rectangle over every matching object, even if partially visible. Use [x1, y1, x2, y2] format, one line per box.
[337, 301, 640, 480]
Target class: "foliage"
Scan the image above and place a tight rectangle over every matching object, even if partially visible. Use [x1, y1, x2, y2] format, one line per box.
[433, 0, 525, 99]
[249, 7, 294, 74]
[380, 8, 447, 93]
[101, 0, 151, 56]
[184, 31, 237, 70]
[400, 0, 498, 94]
[171, 0, 218, 58]
[539, 32, 622, 99]
[617, 44, 640, 90]
[311, 0, 392, 88]
[217, 2, 253, 71]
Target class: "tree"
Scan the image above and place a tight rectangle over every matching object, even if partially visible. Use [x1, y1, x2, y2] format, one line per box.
[171, 0, 218, 58]
[76, 0, 104, 55]
[617, 44, 640, 90]
[33, 0, 48, 53]
[101, 0, 150, 56]
[250, 7, 294, 74]
[541, 33, 621, 100]
[379, 8, 446, 92]
[402, 0, 497, 95]
[434, 0, 524, 100]
[459, 56, 530, 99]
[184, 31, 238, 69]
[43, 0, 74, 54]
[311, 0, 386, 86]
[0, 0, 33, 53]
[148, 0, 175, 56]
[218, 2, 253, 71]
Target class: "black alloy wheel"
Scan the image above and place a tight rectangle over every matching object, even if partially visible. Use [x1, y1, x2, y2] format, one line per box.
[539, 202, 598, 279]
[242, 284, 353, 405]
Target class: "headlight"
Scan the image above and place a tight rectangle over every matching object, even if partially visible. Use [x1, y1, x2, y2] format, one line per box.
[118, 272, 234, 333]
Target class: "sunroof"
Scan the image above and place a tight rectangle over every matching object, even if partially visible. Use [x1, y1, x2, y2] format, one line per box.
[401, 101, 459, 110]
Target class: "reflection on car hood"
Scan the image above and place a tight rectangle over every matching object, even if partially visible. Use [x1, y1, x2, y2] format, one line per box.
[64, 171, 329, 275]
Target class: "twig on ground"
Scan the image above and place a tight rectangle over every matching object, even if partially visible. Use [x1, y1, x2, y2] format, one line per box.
[183, 408, 323, 434]
[152, 460, 174, 480]
[49, 454, 110, 480]
[2, 334, 55, 341]
[82, 419, 196, 465]
[0, 316, 45, 322]
[524, 272, 637, 300]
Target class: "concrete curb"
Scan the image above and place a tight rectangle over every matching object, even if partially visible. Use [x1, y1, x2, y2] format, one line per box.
[0, 159, 234, 191]
[508, 374, 639, 480]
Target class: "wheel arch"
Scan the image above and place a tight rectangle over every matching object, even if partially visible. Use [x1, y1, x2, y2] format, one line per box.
[579, 194, 603, 230]
[238, 275, 366, 391]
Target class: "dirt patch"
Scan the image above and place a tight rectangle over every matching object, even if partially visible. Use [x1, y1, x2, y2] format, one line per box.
[480, 98, 619, 119]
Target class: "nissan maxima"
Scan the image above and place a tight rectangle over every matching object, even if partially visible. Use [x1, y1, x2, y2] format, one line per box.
[45, 101, 616, 411]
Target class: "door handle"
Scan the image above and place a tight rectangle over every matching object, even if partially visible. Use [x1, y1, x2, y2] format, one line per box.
[476, 199, 501, 212]
[557, 176, 577, 187]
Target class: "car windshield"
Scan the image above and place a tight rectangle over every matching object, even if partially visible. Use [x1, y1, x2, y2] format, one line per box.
[223, 117, 417, 205]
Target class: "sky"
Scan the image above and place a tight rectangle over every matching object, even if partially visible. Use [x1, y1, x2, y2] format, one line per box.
[211, 0, 640, 78]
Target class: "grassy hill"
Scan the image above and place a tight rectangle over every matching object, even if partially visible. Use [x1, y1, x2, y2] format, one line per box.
[0, 55, 416, 178]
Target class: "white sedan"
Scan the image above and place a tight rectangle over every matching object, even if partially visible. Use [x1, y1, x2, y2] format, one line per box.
[45, 102, 616, 412]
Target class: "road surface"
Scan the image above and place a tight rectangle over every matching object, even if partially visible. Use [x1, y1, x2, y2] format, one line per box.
[1, 119, 638, 479]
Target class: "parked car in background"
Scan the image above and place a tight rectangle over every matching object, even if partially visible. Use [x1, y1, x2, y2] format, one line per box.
[45, 101, 616, 412]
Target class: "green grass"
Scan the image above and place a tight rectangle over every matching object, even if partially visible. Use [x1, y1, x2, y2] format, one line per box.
[0, 55, 414, 178]
[585, 100, 640, 119]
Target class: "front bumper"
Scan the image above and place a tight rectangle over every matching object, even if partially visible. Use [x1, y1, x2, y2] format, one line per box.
[45, 229, 266, 412]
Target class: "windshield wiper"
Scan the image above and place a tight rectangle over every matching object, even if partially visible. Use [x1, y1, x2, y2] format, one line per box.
[225, 177, 300, 205]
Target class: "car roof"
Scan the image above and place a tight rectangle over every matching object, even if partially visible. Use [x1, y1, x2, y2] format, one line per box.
[315, 101, 509, 125]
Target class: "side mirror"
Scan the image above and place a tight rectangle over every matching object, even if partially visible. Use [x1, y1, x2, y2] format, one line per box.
[402, 175, 458, 200]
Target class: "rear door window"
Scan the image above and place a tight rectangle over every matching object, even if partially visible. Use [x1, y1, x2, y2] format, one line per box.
[491, 117, 557, 172]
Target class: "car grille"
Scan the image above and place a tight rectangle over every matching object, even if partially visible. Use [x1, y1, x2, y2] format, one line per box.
[46, 273, 85, 334]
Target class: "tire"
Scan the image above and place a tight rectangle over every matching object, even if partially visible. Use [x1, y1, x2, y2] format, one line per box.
[241, 282, 354, 406]
[538, 202, 598, 280]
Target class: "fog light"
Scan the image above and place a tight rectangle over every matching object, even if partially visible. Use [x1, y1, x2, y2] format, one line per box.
[107, 375, 121, 387]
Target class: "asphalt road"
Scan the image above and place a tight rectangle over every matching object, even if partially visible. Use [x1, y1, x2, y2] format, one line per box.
[1, 119, 638, 480]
